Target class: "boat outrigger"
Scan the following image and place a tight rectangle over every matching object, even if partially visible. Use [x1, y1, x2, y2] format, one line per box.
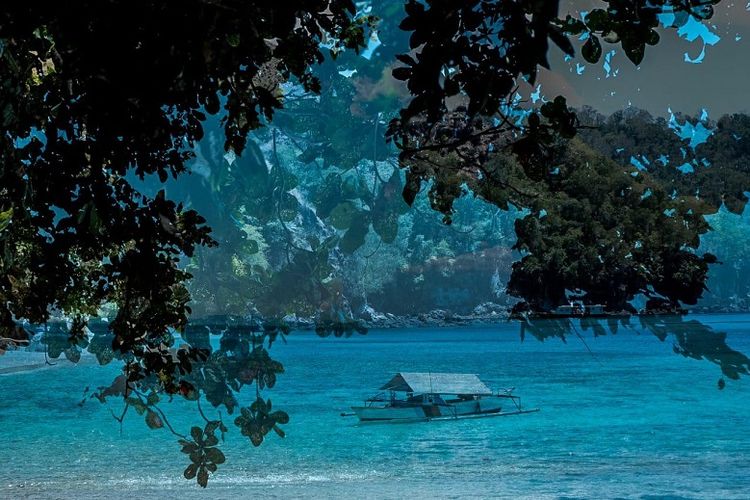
[350, 372, 539, 423]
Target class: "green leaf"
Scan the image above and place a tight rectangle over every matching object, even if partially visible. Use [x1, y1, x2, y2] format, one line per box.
[64, 347, 81, 363]
[205, 447, 225, 465]
[0, 207, 12, 233]
[585, 9, 609, 31]
[204, 433, 219, 447]
[328, 201, 358, 230]
[184, 463, 198, 480]
[180, 442, 198, 454]
[126, 397, 147, 415]
[270, 410, 290, 424]
[372, 211, 398, 243]
[402, 175, 421, 206]
[339, 215, 369, 254]
[190, 426, 203, 443]
[145, 409, 164, 429]
[205, 93, 220, 115]
[197, 466, 209, 487]
[392, 66, 411, 81]
[146, 392, 160, 406]
[249, 432, 263, 446]
[623, 40, 645, 65]
[89, 204, 101, 233]
[226, 33, 240, 47]
[561, 15, 586, 35]
[548, 26, 574, 57]
[581, 35, 602, 64]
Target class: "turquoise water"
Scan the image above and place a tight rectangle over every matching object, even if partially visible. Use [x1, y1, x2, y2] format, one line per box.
[2, 314, 749, 499]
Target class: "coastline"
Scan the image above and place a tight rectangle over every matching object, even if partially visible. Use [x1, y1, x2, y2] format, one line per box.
[227, 305, 750, 331]
[0, 351, 89, 375]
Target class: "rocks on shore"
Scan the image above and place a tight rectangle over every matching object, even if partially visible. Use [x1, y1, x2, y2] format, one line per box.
[199, 304, 513, 331]
[357, 303, 510, 329]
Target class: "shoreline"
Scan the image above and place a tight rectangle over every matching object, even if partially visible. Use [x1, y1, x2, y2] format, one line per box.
[0, 351, 86, 375]
[256, 309, 750, 331]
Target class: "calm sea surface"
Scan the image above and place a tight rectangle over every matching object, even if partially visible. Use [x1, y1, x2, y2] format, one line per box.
[1, 314, 749, 499]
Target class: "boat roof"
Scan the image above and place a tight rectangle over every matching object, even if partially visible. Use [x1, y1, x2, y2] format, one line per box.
[379, 372, 492, 395]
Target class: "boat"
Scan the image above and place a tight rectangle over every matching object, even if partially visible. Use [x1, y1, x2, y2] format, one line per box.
[350, 372, 539, 423]
[533, 302, 609, 318]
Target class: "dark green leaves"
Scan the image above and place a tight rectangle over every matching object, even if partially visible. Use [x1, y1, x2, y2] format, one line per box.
[329, 201, 359, 230]
[234, 398, 289, 447]
[339, 215, 369, 254]
[372, 210, 398, 243]
[315, 318, 368, 338]
[548, 26, 575, 57]
[585, 9, 609, 32]
[226, 33, 240, 47]
[402, 174, 421, 206]
[581, 35, 602, 64]
[205, 93, 221, 115]
[623, 39, 645, 65]
[392, 66, 411, 81]
[371, 170, 407, 243]
[179, 422, 226, 488]
[318, 168, 406, 253]
[145, 409, 164, 429]
[540, 96, 577, 139]
[238, 345, 285, 390]
[558, 15, 586, 35]
[0, 207, 12, 233]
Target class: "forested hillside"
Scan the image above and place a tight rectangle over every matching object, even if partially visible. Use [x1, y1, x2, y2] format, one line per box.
[150, 104, 750, 321]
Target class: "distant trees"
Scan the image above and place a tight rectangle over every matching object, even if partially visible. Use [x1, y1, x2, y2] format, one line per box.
[507, 137, 715, 313]
[701, 210, 750, 308]
[579, 108, 750, 311]
[386, 1, 746, 313]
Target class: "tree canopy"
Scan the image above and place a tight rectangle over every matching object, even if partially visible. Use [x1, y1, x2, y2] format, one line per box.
[1, 0, 748, 487]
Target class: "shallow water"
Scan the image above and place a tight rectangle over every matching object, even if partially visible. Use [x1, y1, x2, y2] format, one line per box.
[1, 314, 749, 499]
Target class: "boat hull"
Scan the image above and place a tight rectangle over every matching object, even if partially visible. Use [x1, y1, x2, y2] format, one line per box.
[351, 405, 428, 422]
[352, 397, 504, 422]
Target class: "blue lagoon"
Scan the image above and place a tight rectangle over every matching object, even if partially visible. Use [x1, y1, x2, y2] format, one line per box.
[2, 314, 749, 498]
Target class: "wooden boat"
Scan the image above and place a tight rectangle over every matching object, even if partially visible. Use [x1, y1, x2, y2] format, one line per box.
[350, 372, 539, 423]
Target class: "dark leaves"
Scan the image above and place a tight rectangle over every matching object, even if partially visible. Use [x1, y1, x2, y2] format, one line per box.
[585, 9, 609, 31]
[581, 35, 602, 64]
[622, 38, 646, 65]
[548, 26, 575, 56]
[179, 423, 226, 487]
[391, 67, 411, 81]
[234, 398, 290, 447]
[315, 318, 368, 338]
[145, 409, 164, 430]
[339, 215, 369, 254]
[328, 201, 359, 230]
[402, 174, 421, 206]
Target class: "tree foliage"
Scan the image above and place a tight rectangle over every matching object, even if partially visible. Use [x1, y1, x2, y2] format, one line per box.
[386, 0, 746, 313]
[1, 1, 374, 486]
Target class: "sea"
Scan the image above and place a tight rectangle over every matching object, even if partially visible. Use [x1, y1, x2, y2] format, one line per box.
[1, 313, 749, 499]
